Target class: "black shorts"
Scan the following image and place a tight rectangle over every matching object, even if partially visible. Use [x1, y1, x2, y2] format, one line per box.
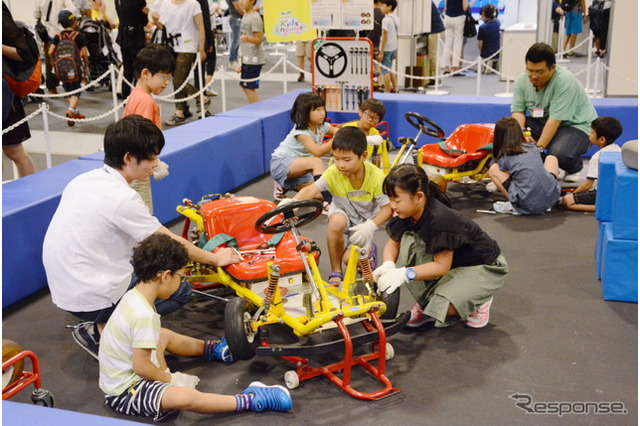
[573, 190, 596, 205]
[240, 64, 263, 90]
[62, 80, 82, 97]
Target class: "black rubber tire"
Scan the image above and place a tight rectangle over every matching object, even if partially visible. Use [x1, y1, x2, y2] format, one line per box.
[31, 389, 54, 407]
[224, 298, 260, 361]
[379, 288, 400, 320]
[2, 339, 24, 390]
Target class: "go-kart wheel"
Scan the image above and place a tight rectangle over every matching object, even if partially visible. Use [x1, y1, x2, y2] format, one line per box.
[429, 174, 448, 193]
[31, 388, 54, 407]
[385, 343, 395, 360]
[284, 370, 300, 389]
[255, 199, 323, 234]
[378, 288, 400, 320]
[405, 112, 445, 139]
[2, 339, 24, 390]
[224, 297, 260, 361]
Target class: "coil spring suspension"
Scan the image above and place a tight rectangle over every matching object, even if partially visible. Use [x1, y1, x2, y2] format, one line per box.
[263, 265, 281, 311]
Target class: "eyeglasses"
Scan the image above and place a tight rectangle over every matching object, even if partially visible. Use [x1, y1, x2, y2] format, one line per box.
[362, 110, 381, 123]
[154, 73, 173, 82]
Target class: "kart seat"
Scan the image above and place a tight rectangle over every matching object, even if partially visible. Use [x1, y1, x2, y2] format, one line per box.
[199, 196, 318, 282]
[421, 124, 494, 168]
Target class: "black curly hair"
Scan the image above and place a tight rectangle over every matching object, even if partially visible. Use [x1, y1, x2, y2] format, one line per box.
[132, 234, 189, 282]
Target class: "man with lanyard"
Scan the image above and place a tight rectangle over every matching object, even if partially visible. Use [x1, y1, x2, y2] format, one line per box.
[511, 42, 597, 182]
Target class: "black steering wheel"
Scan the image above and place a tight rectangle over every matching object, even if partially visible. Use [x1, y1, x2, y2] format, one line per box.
[315, 42, 348, 79]
[405, 112, 445, 139]
[255, 200, 323, 234]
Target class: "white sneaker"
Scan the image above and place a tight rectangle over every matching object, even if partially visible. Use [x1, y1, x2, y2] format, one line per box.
[492, 201, 520, 215]
[485, 181, 497, 192]
[273, 181, 286, 201]
[564, 172, 581, 183]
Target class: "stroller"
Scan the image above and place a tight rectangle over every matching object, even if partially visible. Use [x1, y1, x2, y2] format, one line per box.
[80, 19, 120, 88]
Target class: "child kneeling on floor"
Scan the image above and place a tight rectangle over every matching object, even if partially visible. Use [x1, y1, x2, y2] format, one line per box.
[373, 164, 508, 328]
[282, 126, 392, 285]
[99, 233, 292, 421]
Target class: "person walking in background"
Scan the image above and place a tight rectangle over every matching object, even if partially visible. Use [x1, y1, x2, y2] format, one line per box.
[237, 0, 264, 104]
[377, 0, 399, 93]
[34, 0, 77, 94]
[424, 1, 445, 86]
[477, 3, 500, 73]
[226, 0, 243, 69]
[441, 0, 468, 75]
[3, 1, 36, 177]
[115, 0, 148, 100]
[562, 0, 587, 57]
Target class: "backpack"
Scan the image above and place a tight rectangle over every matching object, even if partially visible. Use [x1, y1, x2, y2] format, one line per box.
[4, 23, 42, 98]
[54, 31, 82, 83]
[561, 0, 578, 12]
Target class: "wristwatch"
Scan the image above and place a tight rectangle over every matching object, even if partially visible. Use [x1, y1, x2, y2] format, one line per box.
[405, 267, 416, 281]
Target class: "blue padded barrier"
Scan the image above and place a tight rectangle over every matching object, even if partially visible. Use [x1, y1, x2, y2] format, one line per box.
[595, 151, 621, 222]
[217, 89, 307, 172]
[601, 223, 638, 303]
[3, 401, 140, 425]
[79, 116, 265, 224]
[327, 95, 638, 155]
[595, 221, 607, 280]
[2, 160, 104, 308]
[610, 161, 638, 240]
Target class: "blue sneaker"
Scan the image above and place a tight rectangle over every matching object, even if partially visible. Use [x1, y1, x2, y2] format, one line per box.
[242, 381, 292, 412]
[206, 337, 234, 363]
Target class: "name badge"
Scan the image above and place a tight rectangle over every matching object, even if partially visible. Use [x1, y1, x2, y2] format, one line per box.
[347, 189, 368, 198]
[532, 107, 544, 118]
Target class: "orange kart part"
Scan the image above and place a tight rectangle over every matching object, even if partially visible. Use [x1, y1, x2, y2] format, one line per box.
[421, 123, 494, 168]
[200, 197, 319, 282]
[2, 340, 53, 406]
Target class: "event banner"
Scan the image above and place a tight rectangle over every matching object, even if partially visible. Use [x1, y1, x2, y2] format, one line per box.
[263, 0, 317, 43]
[310, 0, 373, 31]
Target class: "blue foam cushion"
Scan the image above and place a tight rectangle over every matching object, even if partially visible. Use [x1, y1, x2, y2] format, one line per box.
[150, 116, 264, 223]
[218, 89, 307, 172]
[3, 401, 140, 425]
[2, 160, 104, 308]
[610, 162, 638, 240]
[594, 221, 609, 280]
[601, 223, 638, 303]
[595, 151, 622, 222]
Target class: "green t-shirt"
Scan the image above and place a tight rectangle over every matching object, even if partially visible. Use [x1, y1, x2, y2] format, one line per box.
[511, 66, 597, 134]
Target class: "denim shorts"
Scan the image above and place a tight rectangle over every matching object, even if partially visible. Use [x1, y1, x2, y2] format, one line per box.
[381, 50, 397, 74]
[240, 64, 263, 89]
[270, 155, 314, 191]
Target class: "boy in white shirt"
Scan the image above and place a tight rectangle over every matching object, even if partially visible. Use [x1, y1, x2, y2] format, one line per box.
[377, 0, 399, 93]
[561, 116, 623, 212]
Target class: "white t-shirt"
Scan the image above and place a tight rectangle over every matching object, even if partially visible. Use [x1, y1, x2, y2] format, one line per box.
[381, 14, 399, 52]
[42, 165, 161, 312]
[586, 143, 622, 189]
[158, 0, 202, 53]
[99, 288, 161, 396]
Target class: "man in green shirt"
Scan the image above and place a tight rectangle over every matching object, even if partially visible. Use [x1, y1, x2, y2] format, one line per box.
[511, 42, 597, 182]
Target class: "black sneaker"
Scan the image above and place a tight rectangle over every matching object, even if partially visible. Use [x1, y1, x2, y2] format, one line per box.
[165, 114, 187, 126]
[71, 322, 100, 360]
[297, 72, 305, 82]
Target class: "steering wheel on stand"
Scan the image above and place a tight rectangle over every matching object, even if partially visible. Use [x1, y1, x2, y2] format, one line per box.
[404, 112, 445, 139]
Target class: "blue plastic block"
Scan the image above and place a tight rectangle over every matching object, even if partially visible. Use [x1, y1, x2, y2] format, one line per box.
[595, 221, 610, 280]
[601, 223, 638, 303]
[610, 162, 638, 240]
[595, 151, 622, 222]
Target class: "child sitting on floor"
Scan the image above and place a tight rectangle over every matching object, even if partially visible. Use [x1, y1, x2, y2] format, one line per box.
[488, 116, 561, 215]
[281, 126, 392, 285]
[99, 233, 292, 421]
[561, 116, 623, 212]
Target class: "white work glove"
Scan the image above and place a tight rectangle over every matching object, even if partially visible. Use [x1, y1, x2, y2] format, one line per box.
[366, 135, 383, 146]
[278, 198, 295, 207]
[153, 160, 170, 180]
[372, 260, 396, 282]
[348, 219, 377, 247]
[377, 267, 407, 295]
[170, 371, 200, 389]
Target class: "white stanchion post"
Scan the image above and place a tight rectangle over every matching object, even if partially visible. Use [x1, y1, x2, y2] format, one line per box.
[593, 57, 602, 98]
[476, 57, 482, 96]
[585, 32, 593, 95]
[557, 16, 570, 63]
[110, 64, 119, 122]
[41, 103, 52, 169]
[197, 52, 205, 119]
[282, 56, 287, 94]
[427, 34, 449, 95]
[220, 65, 227, 112]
